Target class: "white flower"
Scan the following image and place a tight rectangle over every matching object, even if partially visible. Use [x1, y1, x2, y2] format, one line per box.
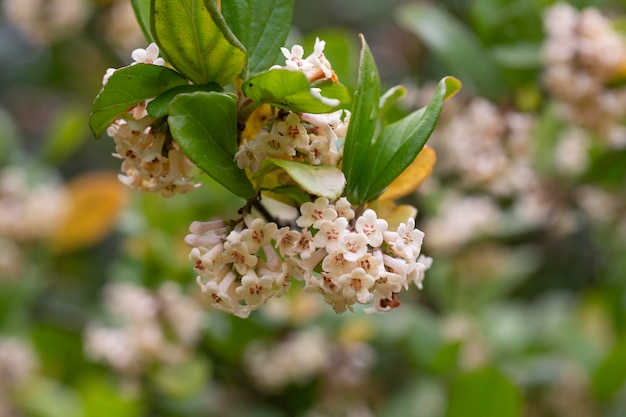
[355, 209, 388, 247]
[313, 217, 349, 251]
[385, 217, 424, 260]
[297, 197, 337, 228]
[338, 231, 369, 262]
[131, 42, 166, 66]
[197, 271, 250, 318]
[274, 113, 310, 148]
[235, 270, 276, 309]
[334, 197, 355, 220]
[337, 267, 375, 304]
[293, 228, 316, 260]
[275, 227, 302, 257]
[224, 231, 258, 274]
[241, 216, 278, 253]
[322, 248, 358, 277]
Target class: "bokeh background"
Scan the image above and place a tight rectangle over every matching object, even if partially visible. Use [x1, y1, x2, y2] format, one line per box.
[1, 0, 626, 416]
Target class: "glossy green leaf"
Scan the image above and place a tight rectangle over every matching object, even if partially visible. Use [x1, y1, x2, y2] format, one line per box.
[379, 85, 407, 124]
[168, 92, 254, 199]
[89, 64, 188, 137]
[151, 0, 245, 85]
[221, 0, 294, 77]
[343, 34, 381, 203]
[146, 83, 221, 118]
[359, 76, 460, 202]
[446, 367, 522, 417]
[243, 69, 345, 113]
[131, 0, 153, 42]
[267, 158, 345, 200]
[397, 3, 506, 99]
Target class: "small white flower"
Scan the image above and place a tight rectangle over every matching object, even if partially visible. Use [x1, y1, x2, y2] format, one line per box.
[337, 267, 375, 304]
[355, 209, 388, 247]
[131, 43, 166, 66]
[313, 217, 348, 251]
[297, 197, 337, 228]
[241, 216, 278, 253]
[293, 228, 316, 260]
[322, 248, 358, 277]
[334, 197, 355, 220]
[339, 231, 369, 262]
[235, 270, 276, 309]
[275, 227, 302, 258]
[385, 217, 425, 260]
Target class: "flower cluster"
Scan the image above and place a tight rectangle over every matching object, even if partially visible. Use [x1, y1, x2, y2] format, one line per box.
[107, 110, 200, 197]
[84, 281, 204, 377]
[275, 37, 337, 83]
[543, 2, 626, 147]
[0, 167, 68, 243]
[186, 197, 431, 318]
[272, 37, 340, 107]
[431, 97, 536, 197]
[104, 44, 201, 197]
[236, 109, 349, 172]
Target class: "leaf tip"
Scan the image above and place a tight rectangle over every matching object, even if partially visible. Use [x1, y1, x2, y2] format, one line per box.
[442, 76, 462, 101]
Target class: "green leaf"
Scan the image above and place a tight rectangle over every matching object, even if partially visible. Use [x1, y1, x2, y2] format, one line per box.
[342, 34, 381, 203]
[313, 80, 352, 106]
[243, 69, 344, 113]
[89, 64, 188, 137]
[131, 0, 153, 42]
[446, 367, 522, 417]
[397, 3, 506, 99]
[151, 0, 246, 85]
[168, 91, 255, 199]
[379, 85, 407, 124]
[221, 0, 294, 77]
[264, 186, 311, 207]
[146, 83, 221, 118]
[267, 158, 345, 200]
[359, 76, 460, 202]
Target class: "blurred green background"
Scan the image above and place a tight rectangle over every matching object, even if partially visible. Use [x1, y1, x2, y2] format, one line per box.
[1, 0, 626, 416]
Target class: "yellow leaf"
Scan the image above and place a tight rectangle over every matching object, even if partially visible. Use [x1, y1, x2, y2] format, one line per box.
[49, 171, 129, 253]
[374, 200, 418, 230]
[379, 145, 436, 201]
[242, 104, 274, 141]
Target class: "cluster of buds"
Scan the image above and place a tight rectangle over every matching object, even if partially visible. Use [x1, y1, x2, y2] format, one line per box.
[186, 197, 431, 318]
